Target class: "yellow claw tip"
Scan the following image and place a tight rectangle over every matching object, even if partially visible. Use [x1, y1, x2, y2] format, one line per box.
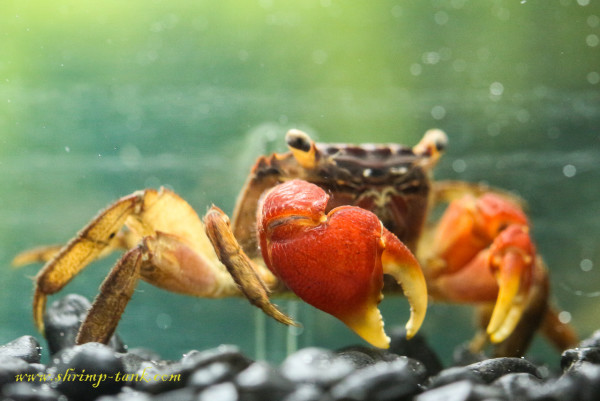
[343, 305, 390, 349]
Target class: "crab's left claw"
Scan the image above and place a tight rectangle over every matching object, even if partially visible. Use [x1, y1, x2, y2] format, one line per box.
[485, 225, 535, 343]
[257, 179, 428, 348]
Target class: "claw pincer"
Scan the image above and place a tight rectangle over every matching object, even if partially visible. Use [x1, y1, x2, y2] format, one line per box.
[256, 179, 427, 348]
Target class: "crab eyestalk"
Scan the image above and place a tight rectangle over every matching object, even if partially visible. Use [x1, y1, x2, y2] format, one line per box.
[257, 179, 428, 348]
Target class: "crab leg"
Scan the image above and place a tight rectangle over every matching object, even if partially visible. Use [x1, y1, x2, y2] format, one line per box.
[33, 192, 144, 332]
[77, 246, 143, 344]
[204, 206, 296, 327]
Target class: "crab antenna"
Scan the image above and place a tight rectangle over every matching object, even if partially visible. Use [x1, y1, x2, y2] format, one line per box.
[286, 129, 318, 169]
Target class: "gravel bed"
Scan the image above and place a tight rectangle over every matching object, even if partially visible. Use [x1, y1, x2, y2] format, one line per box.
[1, 293, 599, 401]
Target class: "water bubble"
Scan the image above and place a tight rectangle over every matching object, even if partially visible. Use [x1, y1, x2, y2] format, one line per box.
[586, 34, 599, 47]
[422, 52, 440, 65]
[490, 82, 504, 96]
[156, 313, 172, 329]
[65, 146, 70, 153]
[452, 159, 467, 173]
[431, 105, 446, 120]
[562, 164, 576, 177]
[587, 71, 600, 85]
[587, 15, 600, 28]
[577, 0, 590, 5]
[451, 0, 466, 9]
[120, 144, 142, 168]
[434, 11, 449, 25]
[410, 63, 422, 76]
[558, 311, 572, 324]
[580, 258, 594, 272]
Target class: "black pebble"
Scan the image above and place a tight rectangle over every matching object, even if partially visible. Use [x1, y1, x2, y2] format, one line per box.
[451, 343, 488, 367]
[48, 342, 125, 400]
[235, 361, 296, 401]
[389, 327, 444, 376]
[43, 294, 125, 355]
[280, 347, 355, 387]
[187, 361, 238, 390]
[428, 357, 540, 389]
[1, 381, 63, 401]
[561, 347, 600, 371]
[330, 357, 427, 401]
[0, 355, 40, 388]
[492, 372, 543, 399]
[95, 388, 153, 401]
[0, 336, 42, 364]
[579, 329, 600, 348]
[198, 382, 240, 401]
[414, 379, 506, 401]
[133, 344, 251, 394]
[282, 383, 329, 401]
[563, 361, 600, 401]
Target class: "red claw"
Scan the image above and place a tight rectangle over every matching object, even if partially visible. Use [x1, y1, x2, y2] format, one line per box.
[257, 179, 427, 348]
[428, 192, 538, 344]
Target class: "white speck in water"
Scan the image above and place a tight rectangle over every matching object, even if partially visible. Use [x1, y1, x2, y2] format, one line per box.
[98, 153, 102, 158]
[562, 164, 576, 177]
[434, 11, 449, 25]
[422, 51, 440, 65]
[587, 71, 600, 85]
[586, 34, 599, 47]
[520, 0, 527, 4]
[577, 0, 590, 6]
[410, 63, 422, 76]
[119, 144, 142, 168]
[65, 146, 70, 153]
[580, 258, 594, 272]
[587, 15, 600, 28]
[452, 159, 467, 173]
[431, 105, 446, 120]
[156, 313, 172, 329]
[558, 311, 572, 324]
[489, 82, 504, 96]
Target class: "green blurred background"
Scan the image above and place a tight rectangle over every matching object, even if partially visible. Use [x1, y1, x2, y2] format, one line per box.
[1, 0, 599, 366]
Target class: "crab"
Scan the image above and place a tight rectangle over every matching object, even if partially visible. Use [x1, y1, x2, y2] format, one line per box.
[13, 129, 578, 356]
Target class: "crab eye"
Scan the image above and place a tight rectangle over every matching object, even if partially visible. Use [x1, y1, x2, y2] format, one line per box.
[286, 129, 312, 152]
[286, 129, 317, 169]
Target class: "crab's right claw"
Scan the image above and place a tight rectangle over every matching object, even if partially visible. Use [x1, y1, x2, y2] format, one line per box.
[486, 225, 535, 343]
[381, 229, 428, 339]
[257, 179, 428, 349]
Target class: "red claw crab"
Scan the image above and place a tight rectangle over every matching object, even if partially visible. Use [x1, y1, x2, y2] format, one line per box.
[13, 129, 577, 356]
